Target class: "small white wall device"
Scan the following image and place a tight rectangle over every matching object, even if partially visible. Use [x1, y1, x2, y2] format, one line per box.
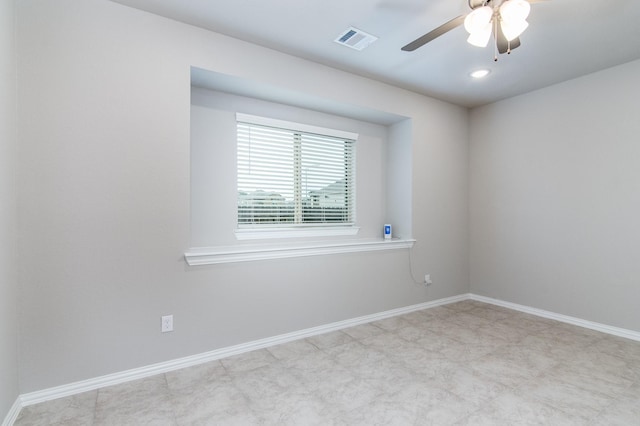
[384, 224, 392, 239]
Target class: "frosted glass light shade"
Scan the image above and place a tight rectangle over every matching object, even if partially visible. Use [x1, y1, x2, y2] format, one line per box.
[464, 6, 493, 34]
[464, 5, 493, 47]
[467, 24, 493, 47]
[500, 0, 531, 22]
[501, 18, 529, 41]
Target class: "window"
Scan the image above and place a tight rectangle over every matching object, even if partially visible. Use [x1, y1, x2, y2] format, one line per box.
[236, 114, 357, 230]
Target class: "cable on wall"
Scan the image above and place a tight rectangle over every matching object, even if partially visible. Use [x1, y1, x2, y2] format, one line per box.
[407, 242, 431, 287]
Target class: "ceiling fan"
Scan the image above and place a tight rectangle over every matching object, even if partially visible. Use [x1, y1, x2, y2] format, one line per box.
[402, 0, 546, 58]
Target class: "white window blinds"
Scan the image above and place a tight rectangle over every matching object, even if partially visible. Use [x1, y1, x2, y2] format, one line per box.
[237, 114, 356, 228]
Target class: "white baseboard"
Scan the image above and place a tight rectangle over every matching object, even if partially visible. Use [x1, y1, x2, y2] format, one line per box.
[19, 294, 467, 408]
[469, 293, 640, 342]
[1, 398, 21, 426]
[13, 292, 640, 421]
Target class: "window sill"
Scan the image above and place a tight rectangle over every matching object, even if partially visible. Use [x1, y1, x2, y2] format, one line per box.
[184, 238, 415, 266]
[235, 226, 359, 240]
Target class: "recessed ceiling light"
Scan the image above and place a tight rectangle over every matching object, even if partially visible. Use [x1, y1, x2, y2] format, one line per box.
[470, 69, 491, 79]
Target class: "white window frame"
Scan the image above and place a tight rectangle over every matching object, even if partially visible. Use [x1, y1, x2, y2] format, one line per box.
[235, 113, 359, 240]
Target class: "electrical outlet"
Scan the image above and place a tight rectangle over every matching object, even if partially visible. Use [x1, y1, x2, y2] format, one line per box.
[161, 315, 173, 333]
[424, 274, 433, 286]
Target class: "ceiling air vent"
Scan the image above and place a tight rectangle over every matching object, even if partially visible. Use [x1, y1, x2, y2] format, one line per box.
[334, 27, 378, 51]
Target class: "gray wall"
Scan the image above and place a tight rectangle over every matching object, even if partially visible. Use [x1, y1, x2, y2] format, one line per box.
[16, 0, 469, 392]
[0, 0, 19, 418]
[470, 59, 640, 331]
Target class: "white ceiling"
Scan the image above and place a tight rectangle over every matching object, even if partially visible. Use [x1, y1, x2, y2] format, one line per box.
[112, 0, 640, 108]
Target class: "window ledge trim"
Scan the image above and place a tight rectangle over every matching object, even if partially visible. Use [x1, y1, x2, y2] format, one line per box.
[184, 238, 415, 266]
[235, 226, 360, 240]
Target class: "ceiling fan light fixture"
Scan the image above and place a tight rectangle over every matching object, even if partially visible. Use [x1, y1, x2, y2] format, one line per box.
[499, 0, 530, 41]
[401, 0, 538, 55]
[464, 5, 493, 47]
[464, 6, 493, 34]
[499, 0, 531, 23]
[500, 18, 529, 41]
[467, 25, 493, 47]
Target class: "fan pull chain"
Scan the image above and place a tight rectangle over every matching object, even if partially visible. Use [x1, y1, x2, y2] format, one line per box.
[493, 19, 498, 61]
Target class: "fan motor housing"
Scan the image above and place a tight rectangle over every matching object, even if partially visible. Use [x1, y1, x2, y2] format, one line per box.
[469, 0, 497, 9]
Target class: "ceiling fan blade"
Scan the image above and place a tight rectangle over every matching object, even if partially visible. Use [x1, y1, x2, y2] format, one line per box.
[495, 23, 521, 54]
[401, 15, 465, 52]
